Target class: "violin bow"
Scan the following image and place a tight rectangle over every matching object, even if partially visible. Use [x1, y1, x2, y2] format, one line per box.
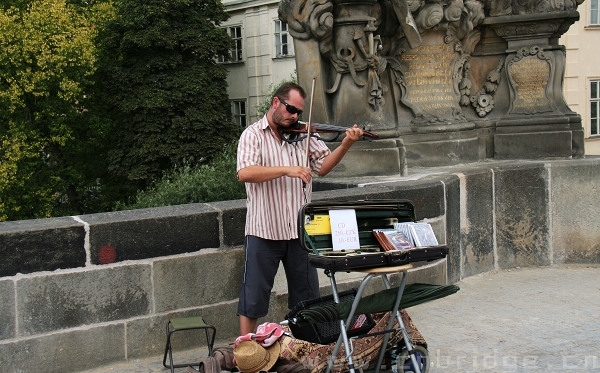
[305, 77, 316, 170]
[300, 77, 316, 193]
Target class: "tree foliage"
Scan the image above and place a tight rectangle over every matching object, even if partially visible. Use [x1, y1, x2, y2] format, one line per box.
[0, 0, 243, 221]
[0, 0, 114, 221]
[117, 144, 245, 210]
[99, 0, 241, 200]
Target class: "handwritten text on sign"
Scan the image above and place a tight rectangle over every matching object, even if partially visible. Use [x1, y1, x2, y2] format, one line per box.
[329, 209, 360, 251]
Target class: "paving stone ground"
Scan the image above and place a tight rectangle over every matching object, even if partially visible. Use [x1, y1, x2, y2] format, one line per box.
[410, 264, 600, 372]
[77, 264, 600, 373]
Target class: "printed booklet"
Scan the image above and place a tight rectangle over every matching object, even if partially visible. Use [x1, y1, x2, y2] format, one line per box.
[372, 229, 414, 251]
[394, 222, 439, 247]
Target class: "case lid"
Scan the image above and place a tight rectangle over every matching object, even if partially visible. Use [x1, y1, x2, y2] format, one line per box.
[298, 200, 416, 254]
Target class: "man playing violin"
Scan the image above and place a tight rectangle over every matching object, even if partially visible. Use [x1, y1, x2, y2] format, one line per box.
[236, 81, 365, 335]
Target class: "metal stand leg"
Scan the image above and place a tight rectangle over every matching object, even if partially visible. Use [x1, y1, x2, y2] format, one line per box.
[381, 273, 421, 373]
[324, 267, 421, 373]
[326, 273, 358, 373]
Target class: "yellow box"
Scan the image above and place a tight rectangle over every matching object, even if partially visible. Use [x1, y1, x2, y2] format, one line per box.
[303, 214, 331, 235]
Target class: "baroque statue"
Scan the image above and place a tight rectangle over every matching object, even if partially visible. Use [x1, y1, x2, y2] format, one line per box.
[279, 0, 585, 173]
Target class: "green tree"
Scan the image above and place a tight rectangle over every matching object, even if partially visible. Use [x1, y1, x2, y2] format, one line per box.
[117, 143, 245, 210]
[0, 0, 114, 221]
[98, 0, 241, 201]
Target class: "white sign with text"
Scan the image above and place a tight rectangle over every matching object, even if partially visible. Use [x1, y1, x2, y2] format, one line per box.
[329, 209, 360, 251]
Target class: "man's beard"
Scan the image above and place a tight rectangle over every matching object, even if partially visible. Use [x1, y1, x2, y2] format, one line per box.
[273, 111, 297, 129]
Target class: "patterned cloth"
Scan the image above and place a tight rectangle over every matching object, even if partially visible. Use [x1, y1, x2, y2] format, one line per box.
[279, 311, 426, 373]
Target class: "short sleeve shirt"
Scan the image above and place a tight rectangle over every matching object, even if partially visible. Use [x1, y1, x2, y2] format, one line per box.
[237, 116, 331, 240]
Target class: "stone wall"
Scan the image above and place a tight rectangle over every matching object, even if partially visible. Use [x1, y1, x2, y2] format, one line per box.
[1, 158, 599, 373]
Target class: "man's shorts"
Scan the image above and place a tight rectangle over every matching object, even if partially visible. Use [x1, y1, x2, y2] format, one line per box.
[237, 235, 320, 319]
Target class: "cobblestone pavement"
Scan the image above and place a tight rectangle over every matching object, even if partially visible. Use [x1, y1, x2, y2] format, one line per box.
[77, 264, 600, 373]
[410, 264, 600, 373]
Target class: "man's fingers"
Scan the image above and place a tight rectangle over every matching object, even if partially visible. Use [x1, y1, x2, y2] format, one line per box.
[346, 125, 364, 139]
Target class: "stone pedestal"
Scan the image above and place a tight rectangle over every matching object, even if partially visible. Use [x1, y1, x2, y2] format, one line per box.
[483, 11, 584, 159]
[326, 138, 407, 177]
[402, 128, 489, 167]
[280, 0, 586, 176]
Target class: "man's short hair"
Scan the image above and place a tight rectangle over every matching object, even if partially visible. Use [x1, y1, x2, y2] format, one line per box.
[272, 82, 306, 102]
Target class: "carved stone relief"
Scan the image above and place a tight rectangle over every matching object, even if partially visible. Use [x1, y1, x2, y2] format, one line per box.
[482, 0, 585, 16]
[468, 58, 504, 117]
[278, 0, 585, 169]
[279, 0, 486, 133]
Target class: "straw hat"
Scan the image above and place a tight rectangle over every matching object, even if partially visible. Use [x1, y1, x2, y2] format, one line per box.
[234, 340, 280, 373]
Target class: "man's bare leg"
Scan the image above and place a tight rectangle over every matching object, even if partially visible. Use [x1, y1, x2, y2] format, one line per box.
[239, 314, 257, 335]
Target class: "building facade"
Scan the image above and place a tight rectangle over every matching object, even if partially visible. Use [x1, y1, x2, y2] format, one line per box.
[221, 0, 599, 156]
[221, 0, 297, 128]
[561, 0, 600, 155]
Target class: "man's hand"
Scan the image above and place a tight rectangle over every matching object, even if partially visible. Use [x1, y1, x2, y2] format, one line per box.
[286, 166, 313, 184]
[342, 125, 364, 145]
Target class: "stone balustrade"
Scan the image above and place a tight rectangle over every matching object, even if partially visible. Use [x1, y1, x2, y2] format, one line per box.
[1, 158, 599, 373]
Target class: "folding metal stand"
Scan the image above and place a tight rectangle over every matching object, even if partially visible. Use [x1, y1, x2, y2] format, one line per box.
[162, 316, 216, 373]
[324, 264, 422, 373]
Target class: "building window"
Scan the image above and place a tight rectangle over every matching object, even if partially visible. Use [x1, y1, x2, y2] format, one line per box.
[232, 100, 247, 127]
[275, 20, 294, 57]
[591, 80, 599, 136]
[592, 0, 599, 25]
[219, 26, 243, 63]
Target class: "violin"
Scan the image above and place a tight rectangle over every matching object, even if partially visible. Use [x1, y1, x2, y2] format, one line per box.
[280, 121, 379, 144]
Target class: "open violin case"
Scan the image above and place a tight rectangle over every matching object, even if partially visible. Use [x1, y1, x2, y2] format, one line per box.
[298, 200, 449, 272]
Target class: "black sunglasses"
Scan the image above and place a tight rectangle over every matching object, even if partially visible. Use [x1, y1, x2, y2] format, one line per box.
[277, 97, 303, 116]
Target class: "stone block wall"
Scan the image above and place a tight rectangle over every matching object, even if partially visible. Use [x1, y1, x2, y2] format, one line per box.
[0, 158, 599, 373]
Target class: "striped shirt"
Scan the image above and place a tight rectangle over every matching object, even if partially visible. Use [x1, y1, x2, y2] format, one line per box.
[237, 116, 331, 240]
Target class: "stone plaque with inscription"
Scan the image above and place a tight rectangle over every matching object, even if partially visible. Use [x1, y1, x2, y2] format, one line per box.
[401, 41, 460, 121]
[508, 55, 553, 114]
